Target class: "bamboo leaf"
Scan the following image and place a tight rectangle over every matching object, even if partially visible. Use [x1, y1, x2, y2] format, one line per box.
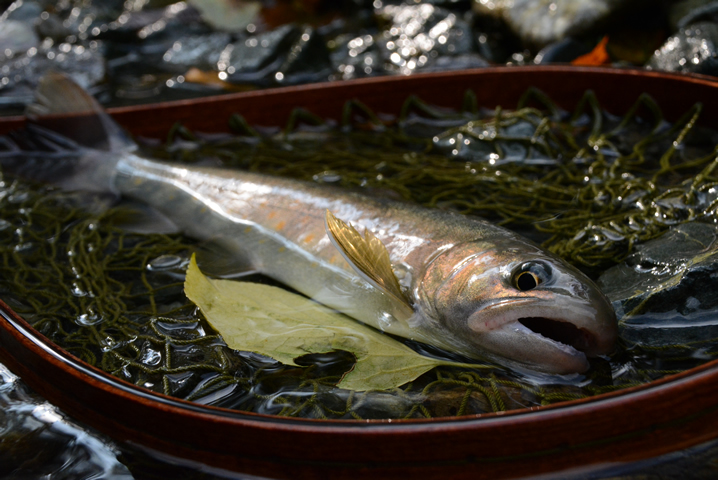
[184, 254, 473, 391]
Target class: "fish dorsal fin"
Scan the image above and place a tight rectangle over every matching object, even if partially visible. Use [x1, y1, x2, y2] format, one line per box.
[324, 210, 413, 317]
[25, 71, 136, 153]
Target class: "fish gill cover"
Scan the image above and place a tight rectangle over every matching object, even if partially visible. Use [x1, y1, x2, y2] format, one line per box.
[0, 90, 717, 419]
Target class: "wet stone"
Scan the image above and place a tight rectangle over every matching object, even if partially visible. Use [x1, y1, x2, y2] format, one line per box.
[375, 4, 476, 75]
[162, 32, 232, 71]
[191, 378, 243, 407]
[0, 20, 39, 59]
[154, 319, 204, 340]
[598, 222, 718, 345]
[0, 42, 105, 106]
[163, 371, 197, 397]
[533, 37, 595, 64]
[139, 344, 163, 367]
[472, 0, 628, 48]
[147, 254, 184, 271]
[0, 364, 132, 478]
[669, 0, 718, 30]
[419, 52, 490, 72]
[276, 26, 333, 84]
[102, 2, 206, 42]
[1, 1, 43, 23]
[221, 24, 298, 83]
[330, 33, 385, 80]
[647, 21, 718, 75]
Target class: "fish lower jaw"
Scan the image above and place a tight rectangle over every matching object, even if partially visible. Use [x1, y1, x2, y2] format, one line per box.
[517, 317, 597, 356]
[516, 320, 585, 354]
[510, 319, 590, 374]
[463, 314, 594, 375]
[468, 312, 597, 375]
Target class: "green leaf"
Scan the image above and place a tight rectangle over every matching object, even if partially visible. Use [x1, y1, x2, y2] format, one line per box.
[184, 254, 477, 391]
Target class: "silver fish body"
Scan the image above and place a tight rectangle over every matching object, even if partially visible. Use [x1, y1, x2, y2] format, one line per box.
[109, 152, 616, 374]
[14, 72, 617, 375]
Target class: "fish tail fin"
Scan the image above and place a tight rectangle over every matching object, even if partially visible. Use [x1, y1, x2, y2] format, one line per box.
[0, 72, 132, 192]
[26, 71, 136, 153]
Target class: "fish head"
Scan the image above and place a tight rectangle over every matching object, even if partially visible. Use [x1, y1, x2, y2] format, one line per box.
[418, 239, 617, 375]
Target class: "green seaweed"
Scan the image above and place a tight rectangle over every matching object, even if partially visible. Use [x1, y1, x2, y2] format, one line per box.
[1, 89, 718, 420]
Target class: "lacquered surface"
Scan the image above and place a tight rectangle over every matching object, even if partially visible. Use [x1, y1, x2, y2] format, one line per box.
[1, 66, 718, 479]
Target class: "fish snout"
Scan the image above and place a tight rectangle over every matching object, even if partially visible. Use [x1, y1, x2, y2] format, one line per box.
[506, 258, 618, 358]
[461, 282, 617, 374]
[541, 271, 618, 358]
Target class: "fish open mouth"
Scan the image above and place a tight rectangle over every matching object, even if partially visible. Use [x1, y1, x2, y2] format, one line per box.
[518, 317, 596, 354]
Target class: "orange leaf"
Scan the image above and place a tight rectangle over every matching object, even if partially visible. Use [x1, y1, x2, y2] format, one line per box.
[572, 36, 610, 66]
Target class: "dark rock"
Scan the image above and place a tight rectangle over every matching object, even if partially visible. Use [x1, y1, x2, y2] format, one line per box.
[647, 21, 718, 75]
[330, 33, 386, 80]
[375, 3, 476, 75]
[276, 26, 333, 84]
[162, 32, 232, 71]
[533, 37, 594, 64]
[100, 2, 207, 42]
[221, 24, 298, 83]
[0, 41, 105, 108]
[669, 0, 718, 30]
[472, 13, 522, 63]
[419, 52, 489, 71]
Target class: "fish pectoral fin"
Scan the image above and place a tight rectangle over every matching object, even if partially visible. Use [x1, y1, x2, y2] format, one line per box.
[324, 210, 413, 316]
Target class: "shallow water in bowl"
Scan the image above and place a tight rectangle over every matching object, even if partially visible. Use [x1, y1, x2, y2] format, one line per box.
[2, 91, 718, 421]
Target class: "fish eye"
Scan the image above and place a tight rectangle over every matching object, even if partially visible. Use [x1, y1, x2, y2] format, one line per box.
[515, 271, 539, 291]
[513, 262, 551, 291]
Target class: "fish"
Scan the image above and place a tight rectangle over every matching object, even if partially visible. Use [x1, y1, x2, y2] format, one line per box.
[3, 72, 617, 375]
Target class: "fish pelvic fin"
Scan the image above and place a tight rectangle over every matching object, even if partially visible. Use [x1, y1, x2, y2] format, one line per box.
[324, 210, 413, 318]
[25, 72, 136, 153]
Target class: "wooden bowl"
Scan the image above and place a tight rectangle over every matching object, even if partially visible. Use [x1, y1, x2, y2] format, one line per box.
[1, 66, 718, 479]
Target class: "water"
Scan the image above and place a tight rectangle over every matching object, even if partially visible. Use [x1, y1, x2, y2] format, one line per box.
[3, 92, 718, 421]
[0, 362, 133, 479]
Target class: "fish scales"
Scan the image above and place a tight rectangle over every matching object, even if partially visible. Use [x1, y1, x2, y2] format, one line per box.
[115, 156, 478, 344]
[7, 72, 618, 375]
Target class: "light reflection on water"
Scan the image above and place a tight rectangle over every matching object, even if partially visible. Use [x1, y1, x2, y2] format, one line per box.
[2, 357, 718, 479]
[0, 361, 132, 479]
